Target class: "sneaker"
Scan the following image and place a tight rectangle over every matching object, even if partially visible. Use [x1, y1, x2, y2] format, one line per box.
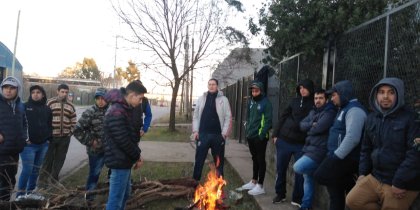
[240, 180, 256, 190]
[272, 194, 286, 203]
[26, 193, 45, 201]
[247, 184, 265, 195]
[15, 194, 27, 201]
[291, 201, 301, 208]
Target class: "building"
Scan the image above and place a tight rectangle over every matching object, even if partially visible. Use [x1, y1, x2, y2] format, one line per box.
[0, 41, 23, 86]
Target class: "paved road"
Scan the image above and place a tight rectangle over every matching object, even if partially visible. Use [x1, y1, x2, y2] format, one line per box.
[16, 105, 171, 181]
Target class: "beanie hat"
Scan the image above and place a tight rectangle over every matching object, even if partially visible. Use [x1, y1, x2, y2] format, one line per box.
[126, 81, 147, 94]
[57, 83, 69, 90]
[94, 87, 107, 98]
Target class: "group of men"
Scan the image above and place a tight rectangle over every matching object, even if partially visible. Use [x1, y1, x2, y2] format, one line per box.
[231, 77, 419, 210]
[0, 76, 151, 210]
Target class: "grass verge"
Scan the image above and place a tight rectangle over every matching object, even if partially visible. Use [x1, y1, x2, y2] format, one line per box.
[152, 113, 192, 124]
[63, 160, 260, 210]
[142, 126, 191, 142]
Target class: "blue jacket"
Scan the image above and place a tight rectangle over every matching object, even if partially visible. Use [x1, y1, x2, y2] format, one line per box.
[359, 77, 420, 190]
[326, 80, 367, 161]
[300, 103, 336, 163]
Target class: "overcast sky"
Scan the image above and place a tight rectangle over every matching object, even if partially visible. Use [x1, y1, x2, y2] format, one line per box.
[0, 0, 265, 96]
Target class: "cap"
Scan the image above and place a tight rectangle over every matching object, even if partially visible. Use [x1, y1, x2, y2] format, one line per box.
[325, 86, 337, 95]
[1, 77, 19, 88]
[94, 87, 107, 98]
[249, 81, 264, 90]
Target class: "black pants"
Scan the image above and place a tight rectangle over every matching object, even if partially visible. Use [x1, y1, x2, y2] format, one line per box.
[314, 156, 358, 210]
[247, 137, 268, 185]
[0, 155, 18, 201]
[193, 133, 225, 181]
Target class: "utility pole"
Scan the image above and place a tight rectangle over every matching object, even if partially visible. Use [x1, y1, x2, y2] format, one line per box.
[11, 10, 21, 77]
[184, 26, 190, 119]
[189, 37, 194, 116]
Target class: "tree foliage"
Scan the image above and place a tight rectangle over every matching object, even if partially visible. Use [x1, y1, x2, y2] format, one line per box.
[58, 58, 101, 80]
[116, 60, 140, 82]
[253, 0, 406, 63]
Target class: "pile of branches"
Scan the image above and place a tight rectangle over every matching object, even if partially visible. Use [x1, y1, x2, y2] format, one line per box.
[2, 177, 198, 210]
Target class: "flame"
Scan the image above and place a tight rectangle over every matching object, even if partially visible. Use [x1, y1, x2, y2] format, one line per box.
[193, 158, 226, 210]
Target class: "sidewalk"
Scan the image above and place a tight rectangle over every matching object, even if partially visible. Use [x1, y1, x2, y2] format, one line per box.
[139, 139, 296, 210]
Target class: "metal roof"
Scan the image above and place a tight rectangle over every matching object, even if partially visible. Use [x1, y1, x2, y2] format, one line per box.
[0, 41, 23, 71]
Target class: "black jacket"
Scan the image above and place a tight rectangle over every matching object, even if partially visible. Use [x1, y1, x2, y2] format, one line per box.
[25, 86, 52, 144]
[0, 94, 27, 158]
[274, 79, 314, 144]
[360, 77, 420, 190]
[300, 103, 336, 163]
[103, 88, 141, 169]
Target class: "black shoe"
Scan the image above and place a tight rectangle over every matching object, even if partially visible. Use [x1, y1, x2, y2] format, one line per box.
[272, 194, 286, 203]
[299, 208, 312, 210]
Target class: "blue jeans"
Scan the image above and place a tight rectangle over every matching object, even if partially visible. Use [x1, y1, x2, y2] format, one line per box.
[293, 155, 319, 208]
[193, 133, 225, 181]
[275, 138, 304, 203]
[85, 153, 105, 201]
[106, 169, 131, 210]
[17, 142, 48, 197]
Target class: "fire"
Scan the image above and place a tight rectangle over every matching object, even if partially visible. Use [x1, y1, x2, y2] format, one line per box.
[193, 158, 227, 210]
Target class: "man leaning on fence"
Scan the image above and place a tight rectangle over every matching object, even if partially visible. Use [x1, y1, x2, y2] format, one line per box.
[0, 76, 28, 201]
[39, 84, 77, 189]
[346, 77, 420, 210]
[313, 80, 367, 210]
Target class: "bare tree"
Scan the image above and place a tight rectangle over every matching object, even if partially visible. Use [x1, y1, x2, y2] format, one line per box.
[112, 0, 227, 131]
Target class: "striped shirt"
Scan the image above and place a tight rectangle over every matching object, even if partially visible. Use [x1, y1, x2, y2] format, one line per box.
[47, 97, 77, 137]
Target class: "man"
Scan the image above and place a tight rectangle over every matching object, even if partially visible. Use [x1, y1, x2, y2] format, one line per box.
[0, 76, 27, 201]
[192, 78, 232, 181]
[240, 81, 272, 196]
[346, 78, 420, 210]
[293, 89, 336, 210]
[132, 80, 152, 141]
[272, 79, 314, 206]
[74, 87, 108, 202]
[16, 85, 52, 200]
[104, 81, 146, 210]
[39, 84, 77, 188]
[313, 80, 367, 210]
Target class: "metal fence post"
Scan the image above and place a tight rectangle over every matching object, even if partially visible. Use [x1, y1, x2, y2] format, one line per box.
[383, 9, 390, 78]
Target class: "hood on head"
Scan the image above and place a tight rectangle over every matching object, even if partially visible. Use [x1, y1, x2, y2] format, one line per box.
[326, 80, 354, 106]
[104, 88, 125, 104]
[369, 77, 404, 115]
[296, 79, 314, 96]
[29, 85, 47, 104]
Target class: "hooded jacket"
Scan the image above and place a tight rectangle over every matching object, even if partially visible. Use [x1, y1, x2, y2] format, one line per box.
[359, 77, 420, 190]
[0, 76, 28, 158]
[103, 88, 141, 169]
[246, 81, 273, 140]
[25, 85, 52, 144]
[274, 79, 314, 144]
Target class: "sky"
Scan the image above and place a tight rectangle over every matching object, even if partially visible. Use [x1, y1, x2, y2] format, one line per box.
[0, 0, 265, 97]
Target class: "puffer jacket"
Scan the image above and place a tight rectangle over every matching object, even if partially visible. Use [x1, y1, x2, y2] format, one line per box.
[74, 103, 108, 155]
[360, 77, 420, 190]
[103, 88, 141, 169]
[25, 86, 52, 144]
[0, 83, 27, 157]
[300, 102, 336, 163]
[274, 79, 314, 144]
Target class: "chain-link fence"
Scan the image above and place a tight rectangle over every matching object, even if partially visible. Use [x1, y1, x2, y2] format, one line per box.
[334, 0, 420, 112]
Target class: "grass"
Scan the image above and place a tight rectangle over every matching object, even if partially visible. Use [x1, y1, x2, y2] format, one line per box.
[62, 161, 260, 210]
[142, 126, 191, 142]
[152, 113, 192, 124]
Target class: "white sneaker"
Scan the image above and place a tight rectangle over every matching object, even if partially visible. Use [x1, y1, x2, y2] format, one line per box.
[15, 194, 27, 201]
[248, 184, 265, 195]
[26, 193, 45, 201]
[240, 180, 256, 190]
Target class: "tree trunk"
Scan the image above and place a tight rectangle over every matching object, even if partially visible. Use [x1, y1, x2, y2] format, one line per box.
[169, 79, 181, 131]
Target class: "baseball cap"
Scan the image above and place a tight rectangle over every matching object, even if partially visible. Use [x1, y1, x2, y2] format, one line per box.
[1, 76, 19, 88]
